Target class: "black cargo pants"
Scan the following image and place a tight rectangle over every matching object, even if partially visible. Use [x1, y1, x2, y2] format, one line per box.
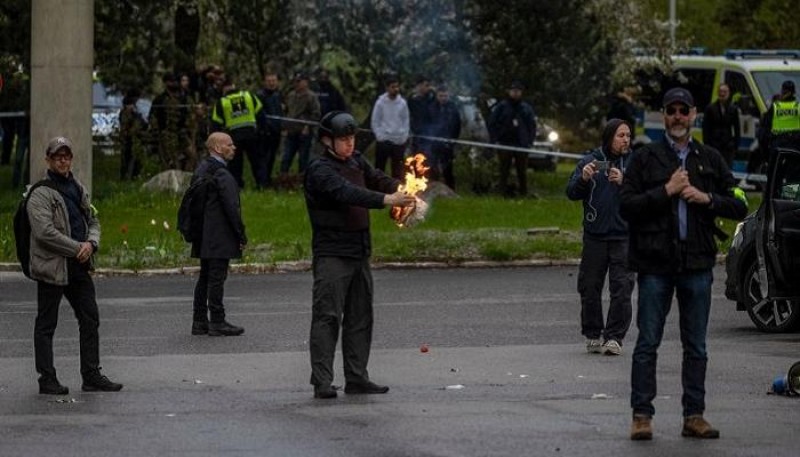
[309, 256, 374, 387]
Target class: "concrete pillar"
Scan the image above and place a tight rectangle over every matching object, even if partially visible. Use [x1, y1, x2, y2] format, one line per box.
[30, 0, 94, 192]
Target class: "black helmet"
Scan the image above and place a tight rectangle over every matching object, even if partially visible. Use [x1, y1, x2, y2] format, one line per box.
[318, 111, 357, 141]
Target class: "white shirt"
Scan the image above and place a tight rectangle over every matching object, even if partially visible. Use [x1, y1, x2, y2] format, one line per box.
[371, 93, 410, 145]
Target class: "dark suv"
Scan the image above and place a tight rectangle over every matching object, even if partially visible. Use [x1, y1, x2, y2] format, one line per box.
[725, 147, 800, 332]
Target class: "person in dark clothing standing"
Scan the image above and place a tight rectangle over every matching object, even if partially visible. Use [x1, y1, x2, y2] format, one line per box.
[620, 88, 748, 441]
[190, 132, 247, 337]
[758, 80, 800, 152]
[566, 119, 634, 357]
[119, 90, 147, 180]
[255, 71, 284, 188]
[407, 75, 435, 156]
[27, 137, 123, 395]
[488, 79, 537, 198]
[304, 111, 415, 399]
[211, 77, 264, 189]
[427, 85, 461, 190]
[314, 68, 348, 117]
[702, 83, 740, 167]
[149, 72, 190, 171]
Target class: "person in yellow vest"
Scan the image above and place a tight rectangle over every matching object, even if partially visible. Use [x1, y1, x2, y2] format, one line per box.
[211, 77, 264, 188]
[759, 80, 800, 152]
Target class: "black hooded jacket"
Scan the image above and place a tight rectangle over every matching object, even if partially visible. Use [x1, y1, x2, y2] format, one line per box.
[566, 119, 632, 239]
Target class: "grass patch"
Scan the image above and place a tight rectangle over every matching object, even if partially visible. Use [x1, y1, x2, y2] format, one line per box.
[0, 149, 756, 270]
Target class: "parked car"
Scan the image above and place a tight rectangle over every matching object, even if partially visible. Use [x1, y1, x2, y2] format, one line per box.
[725, 146, 800, 332]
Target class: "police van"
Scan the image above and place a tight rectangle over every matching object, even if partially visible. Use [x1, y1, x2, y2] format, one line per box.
[634, 49, 800, 171]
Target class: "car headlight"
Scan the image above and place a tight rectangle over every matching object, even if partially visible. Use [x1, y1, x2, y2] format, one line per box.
[547, 131, 559, 142]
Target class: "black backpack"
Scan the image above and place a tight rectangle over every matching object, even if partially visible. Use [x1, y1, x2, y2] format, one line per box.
[13, 180, 61, 278]
[177, 162, 222, 243]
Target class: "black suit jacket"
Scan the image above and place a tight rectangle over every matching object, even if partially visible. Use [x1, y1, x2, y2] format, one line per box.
[191, 158, 246, 259]
[702, 101, 740, 152]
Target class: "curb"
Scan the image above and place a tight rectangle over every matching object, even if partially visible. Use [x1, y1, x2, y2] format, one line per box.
[0, 255, 728, 277]
[0, 259, 582, 276]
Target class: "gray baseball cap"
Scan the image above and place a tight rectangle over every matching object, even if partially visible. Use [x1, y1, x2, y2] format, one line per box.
[46, 136, 73, 156]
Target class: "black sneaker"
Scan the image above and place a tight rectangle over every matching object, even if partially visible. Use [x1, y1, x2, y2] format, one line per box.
[208, 321, 244, 336]
[191, 321, 209, 335]
[39, 377, 69, 395]
[344, 381, 389, 395]
[313, 385, 338, 399]
[82, 373, 123, 392]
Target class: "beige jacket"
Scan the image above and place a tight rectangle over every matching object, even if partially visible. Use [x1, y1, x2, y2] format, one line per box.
[26, 177, 100, 285]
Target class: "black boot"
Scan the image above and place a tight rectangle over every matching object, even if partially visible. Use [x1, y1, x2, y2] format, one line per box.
[38, 377, 69, 395]
[208, 321, 244, 336]
[82, 370, 123, 392]
[344, 381, 389, 394]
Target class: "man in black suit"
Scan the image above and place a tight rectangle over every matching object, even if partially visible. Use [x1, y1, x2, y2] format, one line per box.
[702, 83, 740, 167]
[190, 132, 247, 336]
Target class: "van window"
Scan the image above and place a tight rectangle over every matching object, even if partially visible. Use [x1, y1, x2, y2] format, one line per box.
[752, 71, 800, 107]
[725, 71, 759, 116]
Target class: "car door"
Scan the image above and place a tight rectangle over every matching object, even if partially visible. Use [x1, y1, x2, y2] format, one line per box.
[761, 147, 800, 298]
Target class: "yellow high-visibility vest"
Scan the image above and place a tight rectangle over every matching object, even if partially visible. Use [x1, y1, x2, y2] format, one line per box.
[771, 101, 800, 133]
[212, 91, 262, 130]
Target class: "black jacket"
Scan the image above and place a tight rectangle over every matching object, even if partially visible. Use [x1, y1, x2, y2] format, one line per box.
[566, 147, 631, 239]
[191, 157, 246, 259]
[619, 138, 747, 274]
[702, 101, 740, 152]
[487, 98, 537, 147]
[304, 151, 400, 259]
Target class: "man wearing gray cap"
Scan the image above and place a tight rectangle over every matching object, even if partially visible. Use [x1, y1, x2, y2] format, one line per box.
[619, 88, 747, 440]
[25, 137, 122, 395]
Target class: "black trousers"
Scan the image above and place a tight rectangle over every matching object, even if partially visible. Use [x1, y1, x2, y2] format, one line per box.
[577, 236, 634, 343]
[374, 141, 406, 180]
[309, 256, 374, 387]
[35, 259, 100, 380]
[261, 133, 281, 187]
[193, 258, 230, 323]
[228, 134, 263, 189]
[497, 148, 528, 196]
[431, 144, 456, 190]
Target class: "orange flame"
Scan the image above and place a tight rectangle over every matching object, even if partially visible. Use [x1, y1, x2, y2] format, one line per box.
[390, 153, 430, 226]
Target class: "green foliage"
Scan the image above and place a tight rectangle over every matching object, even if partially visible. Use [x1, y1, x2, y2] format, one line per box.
[95, 1, 177, 93]
[467, 0, 613, 131]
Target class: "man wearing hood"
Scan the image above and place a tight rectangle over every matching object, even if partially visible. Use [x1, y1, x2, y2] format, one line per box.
[566, 119, 634, 357]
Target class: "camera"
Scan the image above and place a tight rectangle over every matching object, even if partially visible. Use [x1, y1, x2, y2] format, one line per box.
[594, 161, 609, 171]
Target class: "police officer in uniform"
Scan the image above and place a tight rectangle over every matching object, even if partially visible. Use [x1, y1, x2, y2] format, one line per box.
[303, 111, 415, 399]
[760, 80, 800, 151]
[211, 77, 264, 188]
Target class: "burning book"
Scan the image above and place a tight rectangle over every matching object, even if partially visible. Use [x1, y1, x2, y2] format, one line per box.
[390, 153, 430, 227]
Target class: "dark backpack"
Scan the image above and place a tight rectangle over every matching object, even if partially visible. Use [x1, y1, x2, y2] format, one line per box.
[13, 180, 61, 278]
[177, 163, 222, 243]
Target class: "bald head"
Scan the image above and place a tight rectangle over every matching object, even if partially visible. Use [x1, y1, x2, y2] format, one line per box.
[206, 132, 236, 162]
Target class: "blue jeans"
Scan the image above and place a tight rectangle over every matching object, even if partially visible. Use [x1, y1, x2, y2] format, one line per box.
[630, 270, 713, 418]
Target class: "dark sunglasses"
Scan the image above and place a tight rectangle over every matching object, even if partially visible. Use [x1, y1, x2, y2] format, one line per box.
[665, 106, 691, 116]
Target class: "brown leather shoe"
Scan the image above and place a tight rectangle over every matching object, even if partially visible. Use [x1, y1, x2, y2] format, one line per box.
[682, 415, 720, 439]
[630, 414, 653, 441]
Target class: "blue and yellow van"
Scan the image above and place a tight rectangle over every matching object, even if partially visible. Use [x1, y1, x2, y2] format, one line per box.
[634, 49, 800, 171]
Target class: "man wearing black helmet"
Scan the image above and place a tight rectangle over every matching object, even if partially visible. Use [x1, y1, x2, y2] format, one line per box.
[304, 111, 416, 399]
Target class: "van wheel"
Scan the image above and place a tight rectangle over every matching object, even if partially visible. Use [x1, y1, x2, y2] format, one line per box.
[743, 261, 800, 332]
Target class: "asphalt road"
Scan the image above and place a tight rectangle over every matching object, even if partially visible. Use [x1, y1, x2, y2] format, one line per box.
[0, 266, 798, 457]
